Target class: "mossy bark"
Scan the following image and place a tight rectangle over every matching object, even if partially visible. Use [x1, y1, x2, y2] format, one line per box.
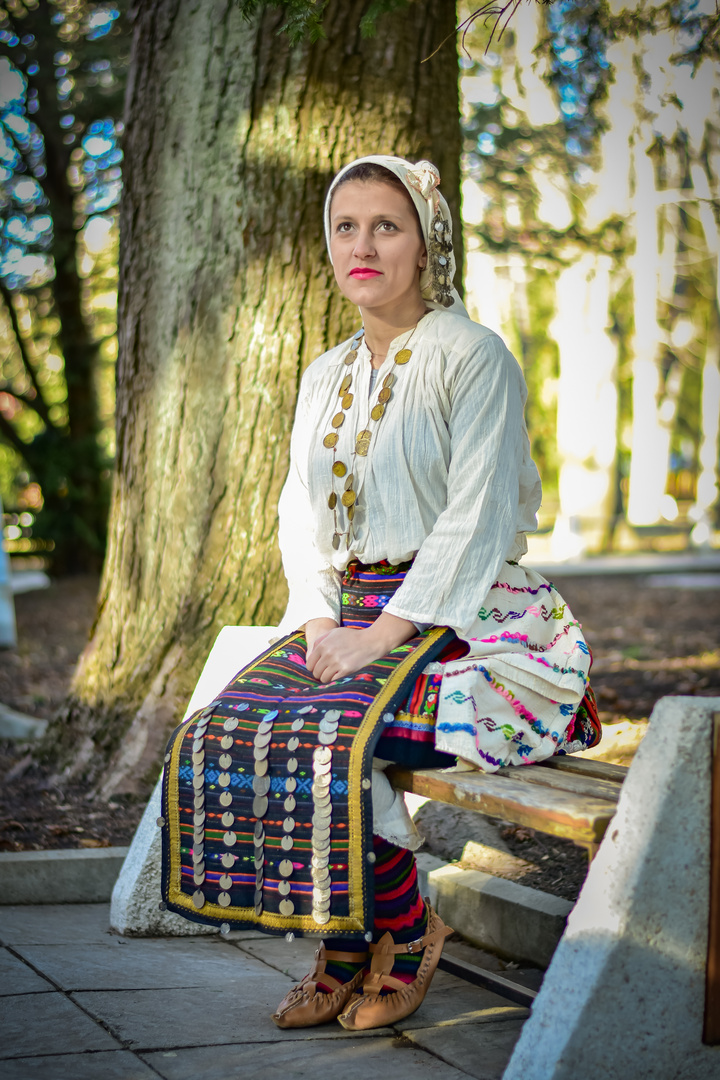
[46, 0, 462, 796]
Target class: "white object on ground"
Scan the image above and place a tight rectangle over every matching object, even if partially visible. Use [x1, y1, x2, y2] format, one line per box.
[503, 695, 720, 1080]
[10, 569, 51, 594]
[110, 626, 278, 936]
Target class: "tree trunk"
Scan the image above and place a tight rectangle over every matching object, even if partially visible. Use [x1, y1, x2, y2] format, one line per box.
[46, 0, 461, 797]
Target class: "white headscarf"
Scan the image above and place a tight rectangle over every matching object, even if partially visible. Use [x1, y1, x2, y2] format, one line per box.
[324, 154, 469, 318]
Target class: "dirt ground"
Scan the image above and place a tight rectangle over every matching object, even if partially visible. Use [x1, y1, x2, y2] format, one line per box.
[1, 569, 718, 901]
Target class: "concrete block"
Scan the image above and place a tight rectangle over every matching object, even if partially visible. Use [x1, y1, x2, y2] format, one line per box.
[0, 701, 47, 740]
[109, 626, 277, 936]
[429, 862, 572, 968]
[0, 847, 129, 905]
[504, 696, 720, 1080]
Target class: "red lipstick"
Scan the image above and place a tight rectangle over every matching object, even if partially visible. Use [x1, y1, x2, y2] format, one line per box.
[349, 268, 382, 278]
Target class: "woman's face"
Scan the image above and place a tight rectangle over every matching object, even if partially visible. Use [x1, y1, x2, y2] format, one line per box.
[329, 180, 426, 317]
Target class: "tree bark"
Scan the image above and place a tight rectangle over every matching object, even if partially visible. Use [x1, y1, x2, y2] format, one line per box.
[46, 0, 461, 796]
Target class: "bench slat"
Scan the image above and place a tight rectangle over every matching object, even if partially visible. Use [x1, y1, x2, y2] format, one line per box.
[495, 764, 622, 803]
[539, 756, 628, 785]
[387, 765, 618, 847]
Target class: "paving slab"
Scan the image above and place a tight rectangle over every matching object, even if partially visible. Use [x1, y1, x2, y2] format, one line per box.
[232, 933, 319, 981]
[14, 937, 270, 991]
[405, 1016, 527, 1079]
[73, 984, 392, 1049]
[142, 1034, 471, 1080]
[0, 946, 55, 995]
[0, 903, 115, 945]
[0, 992, 122, 1058]
[0, 847, 129, 904]
[1, 1050, 156, 1079]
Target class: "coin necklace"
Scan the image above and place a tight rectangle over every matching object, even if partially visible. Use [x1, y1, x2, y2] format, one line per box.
[323, 322, 420, 551]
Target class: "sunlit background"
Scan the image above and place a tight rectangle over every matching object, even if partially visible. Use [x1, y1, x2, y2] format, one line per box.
[0, 0, 718, 574]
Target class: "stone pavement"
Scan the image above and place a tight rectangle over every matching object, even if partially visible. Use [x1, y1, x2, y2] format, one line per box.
[0, 903, 536, 1080]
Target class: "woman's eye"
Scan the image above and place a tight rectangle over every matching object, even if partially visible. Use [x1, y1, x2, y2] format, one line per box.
[378, 221, 397, 232]
[336, 222, 353, 233]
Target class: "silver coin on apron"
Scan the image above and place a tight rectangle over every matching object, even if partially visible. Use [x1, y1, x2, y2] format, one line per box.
[323, 709, 342, 723]
[194, 795, 205, 811]
[319, 718, 338, 734]
[221, 852, 236, 868]
[221, 811, 234, 828]
[223, 832, 237, 848]
[219, 873, 232, 890]
[279, 898, 295, 916]
[279, 859, 293, 877]
[278, 880, 291, 896]
[193, 811, 206, 826]
[193, 762, 204, 777]
[253, 795, 269, 818]
[286, 757, 298, 774]
[218, 753, 232, 770]
[255, 758, 269, 776]
[257, 720, 274, 736]
[254, 730, 272, 748]
[312, 910, 330, 924]
[192, 750, 205, 765]
[318, 730, 338, 746]
[254, 853, 264, 869]
[298, 705, 314, 715]
[314, 746, 332, 766]
[254, 820, 265, 840]
[255, 904, 263, 917]
[218, 892, 231, 908]
[253, 774, 271, 796]
[286, 736, 300, 753]
[313, 760, 332, 777]
[217, 772, 231, 788]
[219, 791, 232, 807]
[291, 718, 305, 732]
[253, 745, 269, 762]
[281, 834, 294, 851]
[284, 794, 296, 813]
[193, 738, 205, 754]
[285, 776, 297, 792]
[282, 816, 295, 833]
[220, 734, 234, 750]
[223, 718, 239, 732]
[192, 775, 205, 789]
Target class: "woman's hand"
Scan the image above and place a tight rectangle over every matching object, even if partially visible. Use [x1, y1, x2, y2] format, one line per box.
[305, 618, 339, 657]
[307, 613, 418, 684]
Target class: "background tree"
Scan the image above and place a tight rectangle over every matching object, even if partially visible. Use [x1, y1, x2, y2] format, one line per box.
[46, 0, 462, 797]
[0, 0, 128, 572]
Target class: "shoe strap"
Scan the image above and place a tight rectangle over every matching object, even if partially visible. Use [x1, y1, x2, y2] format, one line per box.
[317, 945, 369, 963]
[368, 922, 451, 957]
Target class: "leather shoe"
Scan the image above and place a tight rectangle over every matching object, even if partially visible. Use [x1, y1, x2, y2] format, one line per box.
[271, 943, 367, 1029]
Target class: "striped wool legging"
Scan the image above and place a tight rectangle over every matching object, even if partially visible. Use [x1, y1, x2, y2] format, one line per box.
[318, 836, 427, 990]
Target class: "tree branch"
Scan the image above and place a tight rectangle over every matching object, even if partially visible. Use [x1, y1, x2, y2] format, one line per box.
[0, 281, 54, 428]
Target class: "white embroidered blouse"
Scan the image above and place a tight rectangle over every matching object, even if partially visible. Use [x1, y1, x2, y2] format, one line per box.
[277, 309, 542, 638]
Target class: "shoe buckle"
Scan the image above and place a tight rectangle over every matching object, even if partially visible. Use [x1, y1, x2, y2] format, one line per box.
[406, 937, 423, 954]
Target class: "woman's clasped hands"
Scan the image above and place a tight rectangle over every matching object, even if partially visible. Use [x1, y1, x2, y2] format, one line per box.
[305, 614, 417, 684]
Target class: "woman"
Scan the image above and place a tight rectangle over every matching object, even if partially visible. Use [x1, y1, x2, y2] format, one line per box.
[160, 155, 599, 1032]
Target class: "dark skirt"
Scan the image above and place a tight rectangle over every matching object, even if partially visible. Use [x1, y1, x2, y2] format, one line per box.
[160, 561, 456, 940]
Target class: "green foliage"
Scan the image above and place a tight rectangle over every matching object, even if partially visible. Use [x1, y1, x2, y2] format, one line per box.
[0, 1, 127, 571]
[235, 0, 412, 42]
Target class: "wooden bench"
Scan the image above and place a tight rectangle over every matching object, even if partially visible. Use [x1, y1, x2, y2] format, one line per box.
[387, 754, 628, 1007]
[388, 754, 627, 861]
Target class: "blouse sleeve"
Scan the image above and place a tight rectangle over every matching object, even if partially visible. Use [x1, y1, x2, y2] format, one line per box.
[383, 333, 533, 637]
[276, 374, 342, 634]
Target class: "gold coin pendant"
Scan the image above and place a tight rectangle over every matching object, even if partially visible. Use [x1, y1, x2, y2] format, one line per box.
[395, 348, 412, 364]
[332, 461, 347, 478]
[323, 432, 338, 449]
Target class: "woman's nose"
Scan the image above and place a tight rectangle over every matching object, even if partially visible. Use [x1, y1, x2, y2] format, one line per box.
[352, 229, 376, 259]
